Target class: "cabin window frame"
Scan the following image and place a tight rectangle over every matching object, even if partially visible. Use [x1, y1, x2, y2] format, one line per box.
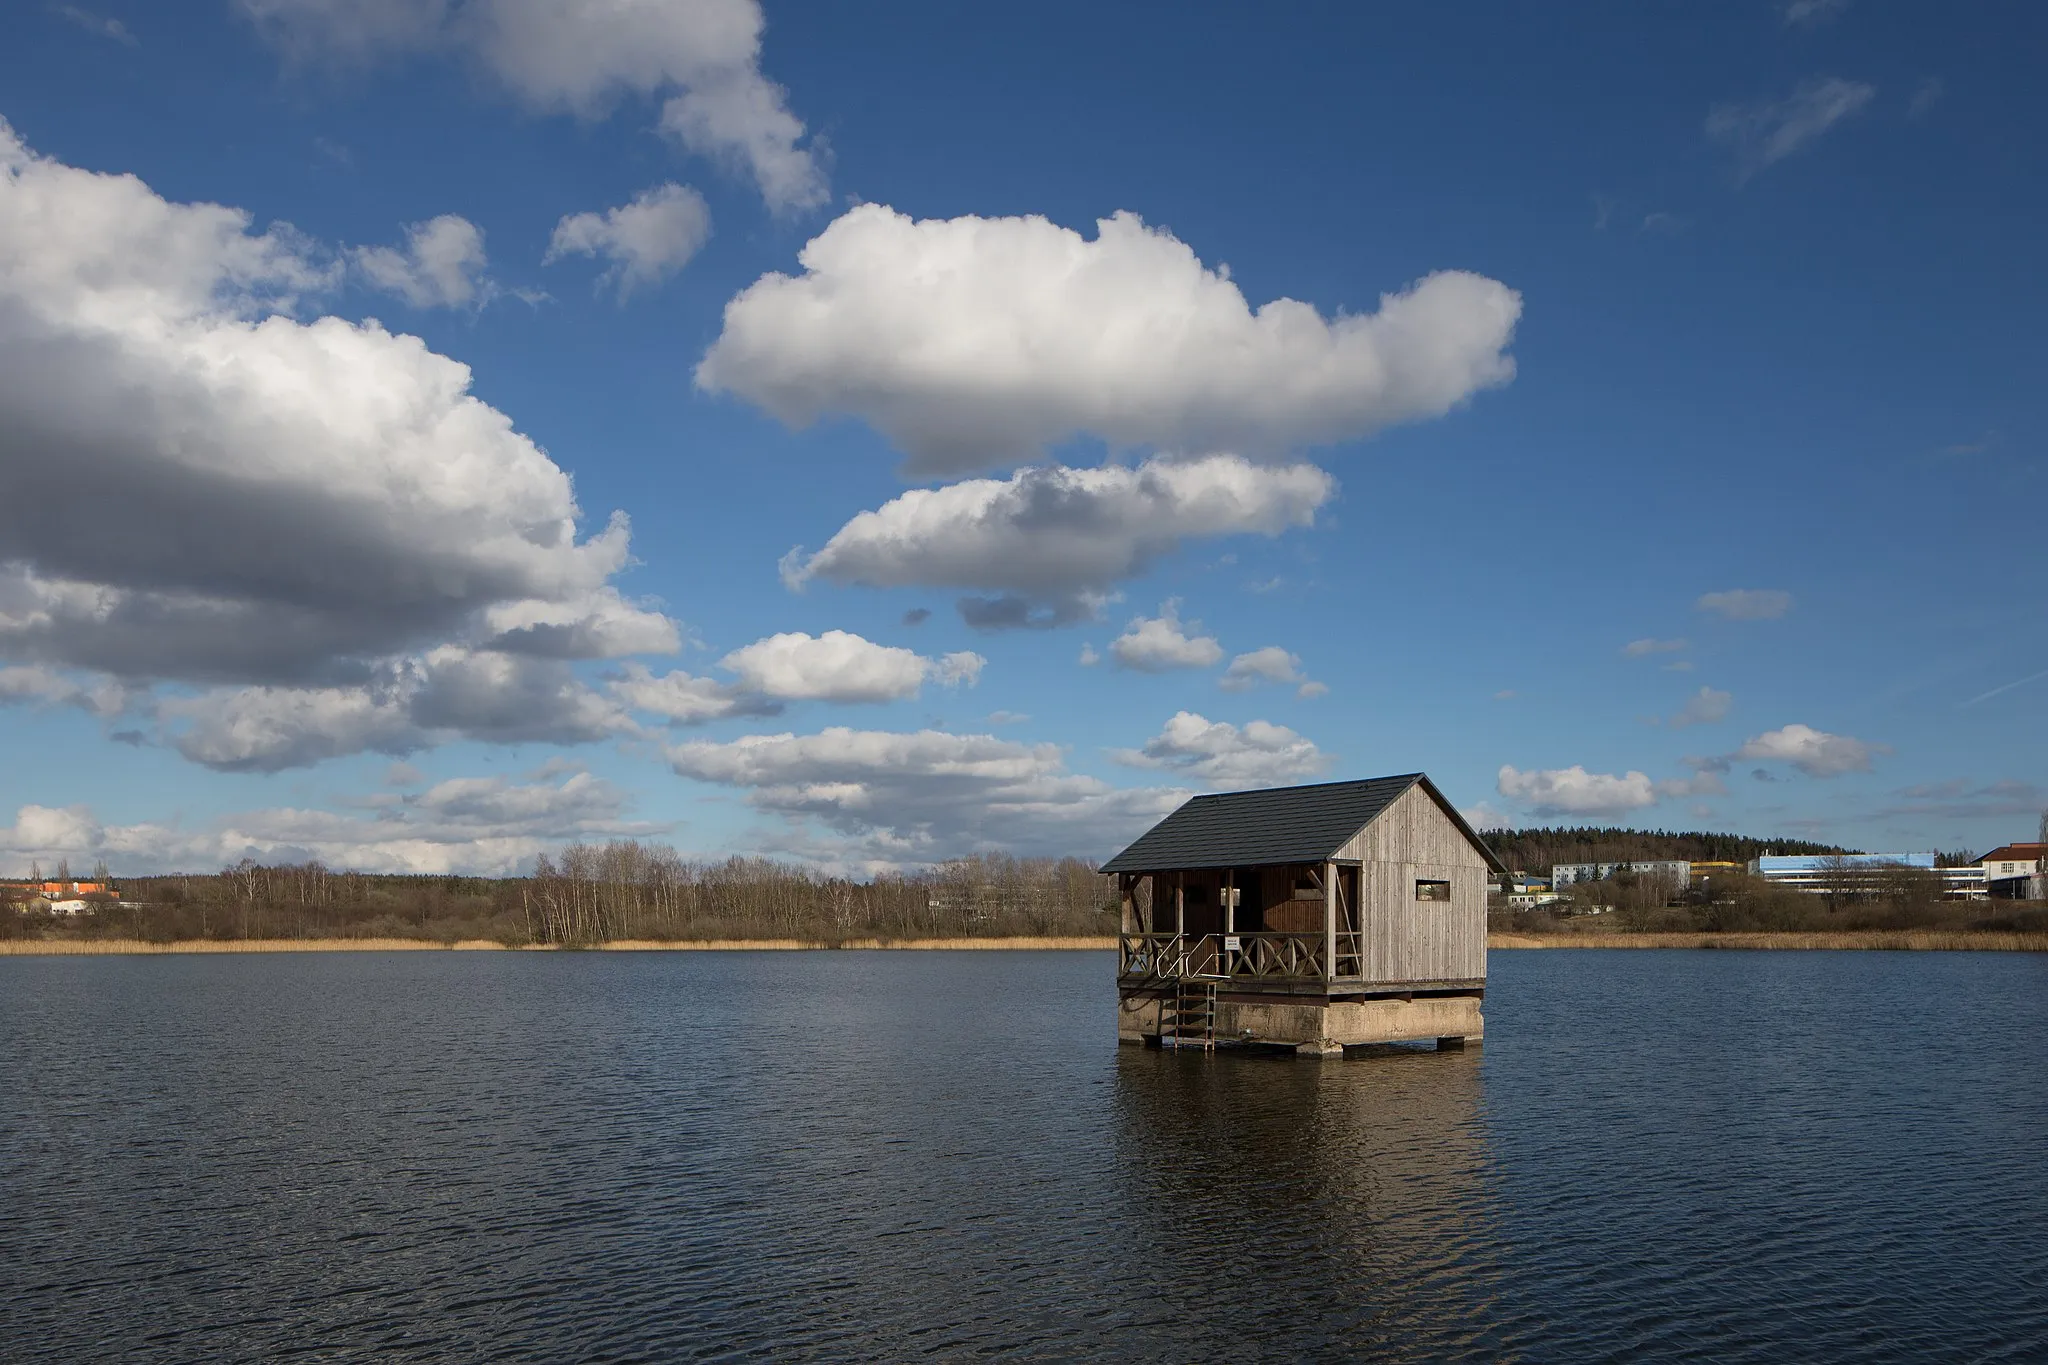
[1414, 878, 1452, 903]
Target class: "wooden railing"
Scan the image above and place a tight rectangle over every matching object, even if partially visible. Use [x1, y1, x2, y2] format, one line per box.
[1119, 932, 1366, 984]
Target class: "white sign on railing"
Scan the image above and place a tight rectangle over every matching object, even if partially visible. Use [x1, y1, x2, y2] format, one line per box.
[1223, 935, 1241, 951]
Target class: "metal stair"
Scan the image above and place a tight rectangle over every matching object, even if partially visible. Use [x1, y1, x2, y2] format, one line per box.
[1160, 981, 1217, 1050]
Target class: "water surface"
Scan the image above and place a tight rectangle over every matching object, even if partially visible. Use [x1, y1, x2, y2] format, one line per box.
[2, 948, 2043, 1360]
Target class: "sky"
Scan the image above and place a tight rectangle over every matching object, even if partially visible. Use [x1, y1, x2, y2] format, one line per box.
[0, 0, 2043, 877]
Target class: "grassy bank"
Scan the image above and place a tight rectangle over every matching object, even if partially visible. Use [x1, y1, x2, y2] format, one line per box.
[0, 935, 1121, 956]
[1488, 931, 2048, 952]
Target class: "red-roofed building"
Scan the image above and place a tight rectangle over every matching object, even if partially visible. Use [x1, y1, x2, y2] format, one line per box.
[1978, 844, 2046, 900]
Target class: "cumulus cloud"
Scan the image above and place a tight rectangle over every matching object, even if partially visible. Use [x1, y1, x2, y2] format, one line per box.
[1219, 645, 1322, 698]
[697, 205, 1521, 476]
[1110, 711, 1328, 790]
[1707, 78, 1874, 180]
[1697, 588, 1794, 620]
[605, 662, 774, 726]
[1108, 601, 1222, 672]
[160, 648, 635, 772]
[666, 726, 1187, 865]
[783, 454, 1335, 628]
[1497, 764, 1659, 817]
[546, 182, 711, 300]
[0, 120, 680, 764]
[1669, 686, 1732, 729]
[1623, 637, 1689, 657]
[235, 0, 824, 211]
[1734, 723, 1881, 777]
[0, 664, 131, 717]
[352, 214, 493, 308]
[0, 770, 651, 875]
[718, 630, 983, 703]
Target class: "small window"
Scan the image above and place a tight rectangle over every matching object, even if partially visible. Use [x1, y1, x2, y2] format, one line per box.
[1415, 879, 1451, 902]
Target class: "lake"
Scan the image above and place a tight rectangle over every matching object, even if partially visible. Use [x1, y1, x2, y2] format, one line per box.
[2, 948, 2044, 1361]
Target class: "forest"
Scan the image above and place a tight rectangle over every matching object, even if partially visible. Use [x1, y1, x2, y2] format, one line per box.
[1476, 825, 1849, 872]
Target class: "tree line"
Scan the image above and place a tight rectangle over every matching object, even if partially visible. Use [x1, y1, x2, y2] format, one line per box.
[1490, 859, 2045, 936]
[2, 842, 1121, 945]
[1477, 825, 1849, 873]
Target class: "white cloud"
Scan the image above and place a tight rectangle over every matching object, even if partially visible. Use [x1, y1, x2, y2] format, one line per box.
[1459, 801, 1511, 831]
[605, 662, 772, 726]
[1670, 686, 1733, 729]
[160, 648, 636, 772]
[546, 182, 711, 300]
[666, 726, 1188, 865]
[0, 770, 651, 876]
[986, 710, 1029, 725]
[1497, 764, 1659, 816]
[718, 630, 983, 703]
[1110, 711, 1328, 790]
[479, 588, 681, 659]
[1108, 600, 1222, 672]
[53, 5, 137, 45]
[0, 664, 131, 716]
[1697, 588, 1793, 620]
[1623, 637, 1689, 657]
[235, 0, 824, 211]
[1707, 78, 1874, 180]
[1735, 723, 1880, 777]
[352, 214, 493, 308]
[1219, 645, 1321, 698]
[784, 454, 1335, 628]
[697, 204, 1521, 476]
[1077, 644, 1100, 667]
[1781, 0, 1849, 27]
[1908, 76, 1944, 120]
[0, 119, 678, 765]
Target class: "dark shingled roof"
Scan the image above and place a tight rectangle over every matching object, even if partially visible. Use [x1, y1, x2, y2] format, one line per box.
[1101, 773, 1506, 874]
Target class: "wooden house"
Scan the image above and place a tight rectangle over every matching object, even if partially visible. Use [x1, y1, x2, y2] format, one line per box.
[1104, 773, 1505, 1055]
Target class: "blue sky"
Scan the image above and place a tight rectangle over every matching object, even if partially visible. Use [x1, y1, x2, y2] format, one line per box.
[0, 0, 2041, 875]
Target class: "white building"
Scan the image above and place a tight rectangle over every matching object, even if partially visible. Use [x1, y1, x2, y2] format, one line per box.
[1749, 854, 1985, 900]
[1978, 844, 2046, 900]
[1550, 860, 1692, 892]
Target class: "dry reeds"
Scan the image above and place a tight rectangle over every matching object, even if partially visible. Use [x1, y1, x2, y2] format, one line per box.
[0, 935, 1122, 957]
[1489, 930, 2048, 952]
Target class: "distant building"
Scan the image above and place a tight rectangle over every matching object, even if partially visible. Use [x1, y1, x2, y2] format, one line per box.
[1551, 860, 1692, 892]
[1749, 854, 1985, 900]
[1977, 844, 2047, 900]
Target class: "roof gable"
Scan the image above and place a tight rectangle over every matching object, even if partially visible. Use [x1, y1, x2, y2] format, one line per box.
[1102, 773, 1506, 874]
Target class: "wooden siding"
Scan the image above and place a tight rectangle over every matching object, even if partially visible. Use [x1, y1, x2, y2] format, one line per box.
[1336, 784, 1488, 984]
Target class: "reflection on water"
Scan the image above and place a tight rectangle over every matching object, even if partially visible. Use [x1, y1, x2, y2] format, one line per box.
[1110, 1046, 1507, 1358]
[2, 948, 2045, 1361]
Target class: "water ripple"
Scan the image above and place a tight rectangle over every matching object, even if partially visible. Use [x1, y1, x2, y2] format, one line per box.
[2, 948, 2044, 1360]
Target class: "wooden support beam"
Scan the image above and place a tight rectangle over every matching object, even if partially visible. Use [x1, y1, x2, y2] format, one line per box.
[1325, 859, 1338, 983]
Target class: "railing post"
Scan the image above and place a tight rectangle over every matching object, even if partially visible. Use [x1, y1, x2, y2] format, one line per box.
[1325, 860, 1338, 983]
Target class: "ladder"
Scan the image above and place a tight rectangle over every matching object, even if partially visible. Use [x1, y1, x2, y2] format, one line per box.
[1160, 981, 1217, 1050]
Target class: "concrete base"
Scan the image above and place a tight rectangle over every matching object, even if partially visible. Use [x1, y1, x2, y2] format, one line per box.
[1118, 991, 1483, 1052]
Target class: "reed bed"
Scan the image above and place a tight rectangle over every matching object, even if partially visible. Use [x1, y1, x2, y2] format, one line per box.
[1490, 931, 2048, 952]
[0, 935, 1121, 956]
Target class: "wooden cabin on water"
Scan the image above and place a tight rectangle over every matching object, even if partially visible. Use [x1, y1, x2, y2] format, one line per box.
[1104, 773, 1506, 1056]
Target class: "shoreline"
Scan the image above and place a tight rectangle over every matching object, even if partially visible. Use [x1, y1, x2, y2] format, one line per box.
[1487, 930, 2048, 952]
[5, 930, 2047, 955]
[0, 935, 1122, 956]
